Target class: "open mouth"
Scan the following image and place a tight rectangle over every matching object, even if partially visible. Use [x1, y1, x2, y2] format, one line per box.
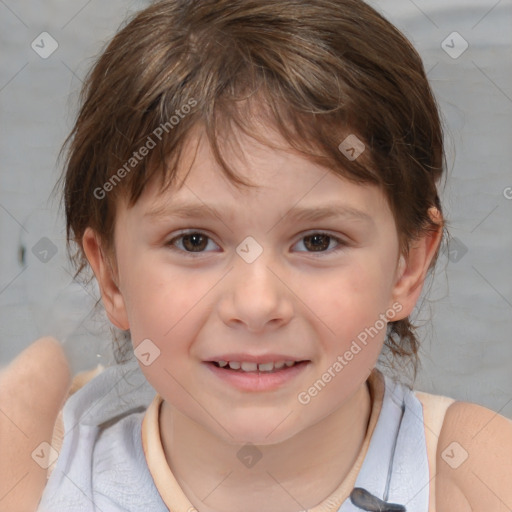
[204, 359, 311, 392]
[208, 360, 310, 373]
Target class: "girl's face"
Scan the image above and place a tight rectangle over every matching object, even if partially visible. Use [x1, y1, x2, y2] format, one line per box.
[91, 126, 412, 445]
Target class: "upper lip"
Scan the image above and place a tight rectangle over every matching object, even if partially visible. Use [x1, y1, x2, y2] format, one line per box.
[205, 354, 309, 364]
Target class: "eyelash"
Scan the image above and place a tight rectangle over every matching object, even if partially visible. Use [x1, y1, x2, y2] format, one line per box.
[165, 230, 349, 258]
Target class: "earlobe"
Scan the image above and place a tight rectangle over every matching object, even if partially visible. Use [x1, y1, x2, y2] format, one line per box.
[391, 208, 443, 320]
[82, 227, 130, 331]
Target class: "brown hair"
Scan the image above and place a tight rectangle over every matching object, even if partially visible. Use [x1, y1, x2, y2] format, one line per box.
[54, 0, 446, 381]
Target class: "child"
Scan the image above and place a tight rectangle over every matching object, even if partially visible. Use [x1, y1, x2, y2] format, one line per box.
[34, 0, 511, 511]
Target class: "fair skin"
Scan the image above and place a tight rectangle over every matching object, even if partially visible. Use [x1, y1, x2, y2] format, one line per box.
[0, 337, 71, 512]
[2, 125, 510, 511]
[83, 123, 443, 512]
[436, 402, 512, 511]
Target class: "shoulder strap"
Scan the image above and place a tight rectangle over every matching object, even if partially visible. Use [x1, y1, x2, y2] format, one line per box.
[413, 390, 456, 510]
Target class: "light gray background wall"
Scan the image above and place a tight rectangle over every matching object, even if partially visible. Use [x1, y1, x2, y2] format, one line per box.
[0, 0, 511, 418]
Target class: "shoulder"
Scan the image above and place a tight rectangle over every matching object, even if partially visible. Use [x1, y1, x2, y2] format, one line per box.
[41, 404, 154, 511]
[436, 400, 512, 511]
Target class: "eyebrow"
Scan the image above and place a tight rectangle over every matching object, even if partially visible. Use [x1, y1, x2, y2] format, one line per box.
[144, 201, 374, 226]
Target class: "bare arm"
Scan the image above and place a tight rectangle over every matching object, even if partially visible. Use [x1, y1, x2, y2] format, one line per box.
[0, 337, 71, 512]
[437, 401, 512, 511]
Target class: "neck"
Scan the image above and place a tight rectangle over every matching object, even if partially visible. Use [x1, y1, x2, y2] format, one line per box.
[159, 380, 372, 512]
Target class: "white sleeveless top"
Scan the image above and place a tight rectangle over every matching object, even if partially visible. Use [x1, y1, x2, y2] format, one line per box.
[36, 360, 454, 512]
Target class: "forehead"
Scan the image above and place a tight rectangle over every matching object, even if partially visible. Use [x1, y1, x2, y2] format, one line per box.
[117, 123, 393, 232]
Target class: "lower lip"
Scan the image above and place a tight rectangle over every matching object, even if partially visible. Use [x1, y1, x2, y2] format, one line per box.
[203, 361, 310, 392]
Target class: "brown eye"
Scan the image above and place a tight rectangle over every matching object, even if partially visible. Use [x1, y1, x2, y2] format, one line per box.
[296, 232, 347, 254]
[166, 230, 347, 258]
[181, 233, 208, 252]
[303, 234, 331, 252]
[167, 231, 217, 256]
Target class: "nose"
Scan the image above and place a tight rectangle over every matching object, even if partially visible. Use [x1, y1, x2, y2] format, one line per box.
[217, 253, 294, 333]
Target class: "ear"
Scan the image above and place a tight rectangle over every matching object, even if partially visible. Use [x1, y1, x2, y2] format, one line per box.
[82, 227, 130, 330]
[390, 207, 443, 320]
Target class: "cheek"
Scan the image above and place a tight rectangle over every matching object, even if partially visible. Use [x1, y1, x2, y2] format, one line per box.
[123, 262, 211, 358]
[117, 248, 178, 334]
[316, 261, 392, 325]
[306, 259, 393, 369]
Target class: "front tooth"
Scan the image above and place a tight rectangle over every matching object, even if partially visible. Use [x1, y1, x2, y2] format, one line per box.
[229, 361, 241, 370]
[258, 362, 274, 372]
[274, 361, 285, 369]
[284, 361, 295, 367]
[241, 362, 258, 372]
